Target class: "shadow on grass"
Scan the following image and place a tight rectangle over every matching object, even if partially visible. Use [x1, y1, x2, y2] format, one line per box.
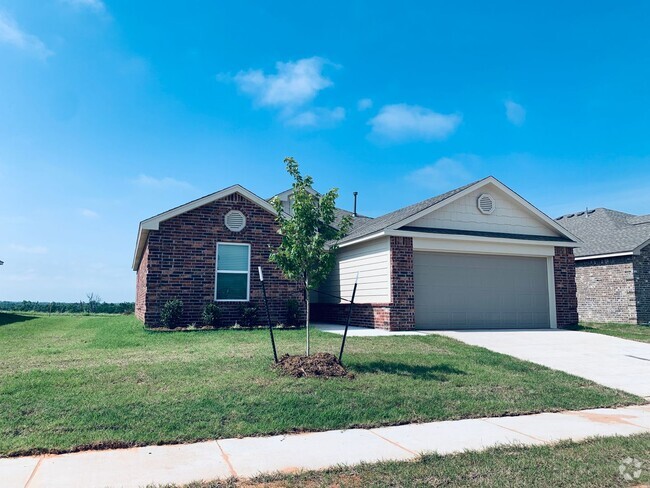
[0, 312, 38, 326]
[350, 361, 466, 381]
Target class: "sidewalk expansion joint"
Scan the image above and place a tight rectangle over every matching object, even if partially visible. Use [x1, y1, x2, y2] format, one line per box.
[23, 456, 44, 488]
[480, 418, 546, 443]
[367, 430, 419, 456]
[216, 441, 238, 478]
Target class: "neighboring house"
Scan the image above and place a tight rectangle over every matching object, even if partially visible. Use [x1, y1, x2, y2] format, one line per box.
[133, 176, 580, 330]
[556, 208, 650, 324]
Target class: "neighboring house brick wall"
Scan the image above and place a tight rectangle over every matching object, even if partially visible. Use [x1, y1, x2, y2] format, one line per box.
[575, 256, 637, 324]
[137, 193, 304, 327]
[554, 247, 579, 328]
[632, 245, 650, 324]
[311, 236, 415, 331]
[135, 242, 148, 322]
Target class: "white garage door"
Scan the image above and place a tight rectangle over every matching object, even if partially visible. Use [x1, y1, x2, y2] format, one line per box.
[414, 252, 551, 329]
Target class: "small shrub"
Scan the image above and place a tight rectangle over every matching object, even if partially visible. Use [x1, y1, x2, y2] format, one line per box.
[202, 303, 222, 328]
[239, 305, 258, 327]
[286, 299, 301, 327]
[160, 299, 183, 328]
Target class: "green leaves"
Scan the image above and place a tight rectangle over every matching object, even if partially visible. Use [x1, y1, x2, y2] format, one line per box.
[270, 157, 351, 290]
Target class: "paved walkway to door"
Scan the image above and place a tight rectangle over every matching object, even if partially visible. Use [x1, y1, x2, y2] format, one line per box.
[433, 329, 650, 398]
[3, 405, 650, 488]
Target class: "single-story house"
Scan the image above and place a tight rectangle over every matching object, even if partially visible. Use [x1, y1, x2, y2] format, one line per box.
[556, 208, 649, 324]
[133, 176, 580, 330]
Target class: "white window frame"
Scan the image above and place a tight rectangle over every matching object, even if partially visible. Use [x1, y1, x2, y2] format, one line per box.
[215, 242, 251, 302]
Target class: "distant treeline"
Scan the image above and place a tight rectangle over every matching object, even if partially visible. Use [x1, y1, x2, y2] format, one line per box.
[0, 301, 135, 314]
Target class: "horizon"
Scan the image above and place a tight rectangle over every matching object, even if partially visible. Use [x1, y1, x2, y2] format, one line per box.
[1, 1, 650, 302]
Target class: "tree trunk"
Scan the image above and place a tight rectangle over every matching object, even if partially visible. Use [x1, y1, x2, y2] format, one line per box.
[305, 277, 310, 356]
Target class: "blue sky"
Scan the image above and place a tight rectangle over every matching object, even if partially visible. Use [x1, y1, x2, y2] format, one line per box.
[1, 1, 649, 302]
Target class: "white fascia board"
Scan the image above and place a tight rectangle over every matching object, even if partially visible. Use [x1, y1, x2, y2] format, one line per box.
[132, 184, 277, 270]
[389, 229, 576, 248]
[386, 176, 580, 244]
[575, 251, 634, 261]
[140, 184, 276, 231]
[337, 231, 386, 248]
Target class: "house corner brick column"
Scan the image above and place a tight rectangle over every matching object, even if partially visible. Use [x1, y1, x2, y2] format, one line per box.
[554, 246, 578, 328]
[389, 236, 415, 330]
[633, 245, 650, 324]
[135, 243, 148, 323]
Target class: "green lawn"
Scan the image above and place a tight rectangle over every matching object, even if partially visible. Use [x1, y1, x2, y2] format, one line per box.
[571, 322, 650, 344]
[177, 434, 650, 488]
[0, 312, 642, 458]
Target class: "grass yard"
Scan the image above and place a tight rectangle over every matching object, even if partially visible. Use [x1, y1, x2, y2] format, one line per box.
[0, 312, 642, 457]
[174, 434, 650, 488]
[571, 322, 650, 344]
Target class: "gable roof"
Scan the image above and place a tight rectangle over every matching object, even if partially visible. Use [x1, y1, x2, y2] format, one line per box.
[556, 208, 650, 259]
[132, 185, 276, 270]
[338, 176, 578, 246]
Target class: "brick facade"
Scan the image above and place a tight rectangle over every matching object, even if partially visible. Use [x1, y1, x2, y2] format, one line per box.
[575, 256, 637, 324]
[575, 244, 650, 324]
[135, 244, 148, 322]
[554, 246, 579, 328]
[135, 193, 304, 327]
[311, 236, 416, 331]
[633, 245, 650, 324]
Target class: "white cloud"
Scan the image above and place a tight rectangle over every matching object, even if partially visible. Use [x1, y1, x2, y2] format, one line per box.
[9, 243, 49, 254]
[369, 104, 462, 143]
[406, 157, 473, 191]
[357, 98, 373, 111]
[133, 174, 194, 190]
[0, 11, 52, 58]
[61, 0, 106, 12]
[505, 99, 526, 126]
[285, 107, 345, 128]
[232, 57, 334, 108]
[80, 208, 99, 218]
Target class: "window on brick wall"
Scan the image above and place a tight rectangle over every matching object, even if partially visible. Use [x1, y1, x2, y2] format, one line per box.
[215, 243, 250, 301]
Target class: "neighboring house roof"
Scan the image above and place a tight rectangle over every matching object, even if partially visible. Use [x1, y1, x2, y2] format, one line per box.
[556, 208, 650, 259]
[0, 260, 3, 265]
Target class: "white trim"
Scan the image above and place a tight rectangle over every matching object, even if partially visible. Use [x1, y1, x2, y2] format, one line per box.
[547, 257, 558, 329]
[215, 242, 251, 302]
[412, 236, 556, 257]
[575, 251, 634, 261]
[337, 231, 387, 248]
[133, 185, 275, 270]
[391, 229, 576, 248]
[386, 176, 580, 243]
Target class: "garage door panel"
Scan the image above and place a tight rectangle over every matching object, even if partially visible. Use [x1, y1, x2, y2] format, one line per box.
[414, 252, 550, 329]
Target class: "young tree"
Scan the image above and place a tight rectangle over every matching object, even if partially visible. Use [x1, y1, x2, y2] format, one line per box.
[270, 157, 351, 355]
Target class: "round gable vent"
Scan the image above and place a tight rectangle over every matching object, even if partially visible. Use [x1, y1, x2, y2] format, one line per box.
[477, 193, 495, 215]
[225, 210, 246, 232]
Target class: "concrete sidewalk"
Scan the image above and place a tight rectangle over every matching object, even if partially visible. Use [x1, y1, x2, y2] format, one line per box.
[3, 404, 650, 488]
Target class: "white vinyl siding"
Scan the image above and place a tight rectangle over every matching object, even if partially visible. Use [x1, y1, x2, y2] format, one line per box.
[317, 237, 390, 304]
[215, 243, 250, 301]
[409, 184, 560, 238]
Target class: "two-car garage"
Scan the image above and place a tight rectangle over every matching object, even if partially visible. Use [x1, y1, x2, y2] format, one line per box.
[413, 251, 553, 329]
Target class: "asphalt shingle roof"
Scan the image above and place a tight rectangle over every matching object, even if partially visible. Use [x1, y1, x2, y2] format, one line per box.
[556, 208, 650, 258]
[337, 177, 488, 244]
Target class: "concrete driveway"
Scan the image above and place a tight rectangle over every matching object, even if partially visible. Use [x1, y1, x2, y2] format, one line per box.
[432, 330, 650, 399]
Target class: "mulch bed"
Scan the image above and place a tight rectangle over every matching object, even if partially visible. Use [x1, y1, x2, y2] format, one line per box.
[275, 353, 355, 379]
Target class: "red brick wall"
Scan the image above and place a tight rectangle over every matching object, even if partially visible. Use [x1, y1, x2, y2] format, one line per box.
[135, 243, 148, 322]
[135, 193, 304, 327]
[311, 236, 415, 331]
[554, 246, 579, 328]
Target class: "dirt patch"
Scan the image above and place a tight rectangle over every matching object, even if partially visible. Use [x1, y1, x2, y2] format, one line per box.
[275, 353, 354, 379]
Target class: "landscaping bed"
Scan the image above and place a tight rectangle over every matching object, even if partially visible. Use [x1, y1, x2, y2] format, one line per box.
[0, 312, 642, 457]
